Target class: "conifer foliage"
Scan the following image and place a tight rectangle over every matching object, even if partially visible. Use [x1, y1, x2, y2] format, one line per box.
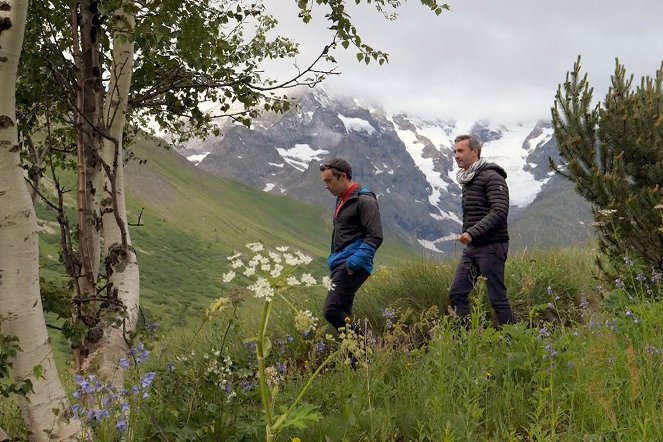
[551, 57, 663, 274]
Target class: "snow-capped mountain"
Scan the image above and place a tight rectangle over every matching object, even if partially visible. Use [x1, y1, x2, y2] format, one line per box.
[181, 89, 586, 253]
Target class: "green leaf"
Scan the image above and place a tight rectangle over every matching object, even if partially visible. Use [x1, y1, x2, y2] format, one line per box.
[33, 365, 44, 380]
[356, 53, 364, 62]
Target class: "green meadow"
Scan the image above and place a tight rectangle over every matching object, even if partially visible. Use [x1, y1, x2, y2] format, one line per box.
[3, 139, 663, 441]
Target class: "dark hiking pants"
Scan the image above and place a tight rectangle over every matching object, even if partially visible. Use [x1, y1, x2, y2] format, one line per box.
[323, 265, 370, 331]
[449, 241, 514, 326]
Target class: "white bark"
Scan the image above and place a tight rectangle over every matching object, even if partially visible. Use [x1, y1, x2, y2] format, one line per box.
[0, 2, 80, 440]
[86, 5, 139, 383]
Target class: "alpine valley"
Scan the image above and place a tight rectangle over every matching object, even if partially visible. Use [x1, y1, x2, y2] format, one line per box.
[179, 89, 594, 255]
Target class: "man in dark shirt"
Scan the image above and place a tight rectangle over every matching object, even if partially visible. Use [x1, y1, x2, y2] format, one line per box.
[450, 135, 514, 327]
[319, 158, 383, 331]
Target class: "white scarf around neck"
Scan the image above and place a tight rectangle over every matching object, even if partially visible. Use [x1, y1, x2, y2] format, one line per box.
[456, 158, 487, 186]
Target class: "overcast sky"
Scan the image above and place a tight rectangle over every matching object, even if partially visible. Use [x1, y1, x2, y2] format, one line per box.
[266, 0, 663, 123]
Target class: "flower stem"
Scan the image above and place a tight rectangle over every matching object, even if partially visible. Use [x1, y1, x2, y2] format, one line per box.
[256, 301, 274, 438]
[271, 349, 340, 434]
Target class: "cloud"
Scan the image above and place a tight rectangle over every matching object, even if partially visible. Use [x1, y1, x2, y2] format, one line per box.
[265, 1, 663, 122]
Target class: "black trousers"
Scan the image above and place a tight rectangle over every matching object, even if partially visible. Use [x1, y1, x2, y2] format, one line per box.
[323, 265, 370, 331]
[449, 241, 514, 326]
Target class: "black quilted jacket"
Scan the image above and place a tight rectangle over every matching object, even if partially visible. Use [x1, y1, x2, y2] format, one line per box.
[461, 163, 510, 245]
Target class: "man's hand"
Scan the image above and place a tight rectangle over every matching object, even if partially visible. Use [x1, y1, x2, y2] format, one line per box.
[457, 232, 472, 246]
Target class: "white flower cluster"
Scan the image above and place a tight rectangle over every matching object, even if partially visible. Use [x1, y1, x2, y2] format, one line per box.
[221, 243, 327, 302]
[294, 310, 319, 334]
[264, 365, 283, 388]
[203, 349, 236, 401]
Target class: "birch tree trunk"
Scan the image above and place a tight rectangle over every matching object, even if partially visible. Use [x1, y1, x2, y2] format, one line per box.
[0, 1, 80, 439]
[83, 4, 139, 383]
[71, 0, 104, 370]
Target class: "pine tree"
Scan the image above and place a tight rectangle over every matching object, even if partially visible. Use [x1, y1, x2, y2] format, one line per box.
[551, 57, 663, 277]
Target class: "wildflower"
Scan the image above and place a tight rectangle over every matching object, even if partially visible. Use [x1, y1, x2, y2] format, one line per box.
[222, 271, 236, 283]
[300, 273, 316, 286]
[276, 246, 289, 252]
[71, 404, 80, 416]
[248, 277, 275, 302]
[243, 267, 256, 277]
[538, 327, 551, 339]
[207, 297, 231, 318]
[547, 302, 555, 310]
[93, 409, 110, 421]
[580, 297, 589, 309]
[227, 252, 242, 261]
[322, 276, 333, 290]
[270, 264, 284, 278]
[246, 242, 264, 252]
[623, 256, 633, 266]
[286, 276, 300, 286]
[316, 342, 326, 353]
[625, 309, 633, 317]
[116, 419, 128, 432]
[547, 286, 553, 296]
[615, 278, 625, 289]
[383, 307, 396, 319]
[265, 366, 282, 387]
[296, 251, 313, 265]
[295, 310, 319, 335]
[636, 272, 646, 282]
[240, 380, 254, 392]
[141, 372, 156, 389]
[120, 402, 130, 413]
[268, 251, 282, 263]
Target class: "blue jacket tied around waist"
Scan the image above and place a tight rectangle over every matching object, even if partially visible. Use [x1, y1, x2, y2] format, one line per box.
[327, 187, 383, 275]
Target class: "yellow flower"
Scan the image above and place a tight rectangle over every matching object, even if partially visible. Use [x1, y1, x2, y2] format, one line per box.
[292, 438, 302, 442]
[206, 297, 230, 319]
[485, 371, 492, 379]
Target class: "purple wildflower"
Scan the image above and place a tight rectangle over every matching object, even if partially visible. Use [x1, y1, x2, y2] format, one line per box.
[116, 419, 128, 432]
[165, 363, 176, 372]
[140, 372, 156, 389]
[119, 358, 130, 370]
[316, 342, 325, 353]
[615, 279, 625, 289]
[383, 308, 396, 319]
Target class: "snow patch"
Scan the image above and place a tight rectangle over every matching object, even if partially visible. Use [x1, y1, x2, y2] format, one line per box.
[187, 152, 210, 165]
[431, 211, 462, 224]
[417, 233, 457, 253]
[338, 114, 376, 135]
[393, 116, 450, 207]
[263, 183, 276, 192]
[276, 144, 329, 172]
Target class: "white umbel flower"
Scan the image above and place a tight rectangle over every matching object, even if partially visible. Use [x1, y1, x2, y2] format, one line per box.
[249, 277, 274, 302]
[246, 242, 264, 252]
[300, 273, 316, 287]
[222, 271, 236, 283]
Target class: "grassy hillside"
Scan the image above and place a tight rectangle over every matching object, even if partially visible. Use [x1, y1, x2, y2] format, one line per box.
[37, 136, 417, 328]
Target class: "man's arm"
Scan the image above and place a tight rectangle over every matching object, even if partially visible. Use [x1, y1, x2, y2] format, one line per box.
[346, 195, 383, 272]
[358, 194, 383, 249]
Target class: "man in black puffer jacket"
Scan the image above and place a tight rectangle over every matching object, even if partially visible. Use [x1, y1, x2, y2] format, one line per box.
[449, 135, 514, 327]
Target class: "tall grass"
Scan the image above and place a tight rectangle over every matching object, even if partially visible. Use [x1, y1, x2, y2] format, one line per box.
[4, 247, 663, 441]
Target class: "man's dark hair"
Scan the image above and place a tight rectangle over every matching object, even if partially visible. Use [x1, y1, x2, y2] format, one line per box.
[320, 158, 353, 179]
[454, 134, 482, 159]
